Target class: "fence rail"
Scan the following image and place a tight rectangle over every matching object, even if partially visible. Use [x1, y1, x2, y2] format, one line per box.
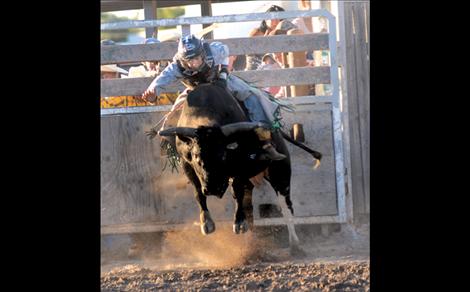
[101, 9, 334, 30]
[101, 33, 329, 64]
[101, 66, 331, 97]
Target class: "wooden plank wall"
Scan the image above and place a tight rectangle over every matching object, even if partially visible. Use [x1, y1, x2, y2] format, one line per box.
[341, 1, 370, 218]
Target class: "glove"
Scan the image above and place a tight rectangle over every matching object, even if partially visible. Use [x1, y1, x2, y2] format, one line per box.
[212, 78, 227, 88]
[142, 88, 158, 103]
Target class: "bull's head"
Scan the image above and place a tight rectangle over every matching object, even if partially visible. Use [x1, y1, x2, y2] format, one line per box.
[159, 122, 269, 197]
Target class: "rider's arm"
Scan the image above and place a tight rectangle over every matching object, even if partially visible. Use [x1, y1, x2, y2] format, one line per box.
[143, 62, 183, 103]
[210, 42, 230, 80]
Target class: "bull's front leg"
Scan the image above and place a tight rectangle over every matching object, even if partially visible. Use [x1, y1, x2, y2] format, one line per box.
[231, 178, 249, 234]
[195, 190, 216, 235]
[182, 162, 215, 235]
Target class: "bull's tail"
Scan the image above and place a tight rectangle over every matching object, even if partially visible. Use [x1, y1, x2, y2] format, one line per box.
[279, 130, 322, 169]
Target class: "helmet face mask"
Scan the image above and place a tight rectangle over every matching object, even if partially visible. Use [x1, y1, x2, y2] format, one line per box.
[178, 35, 205, 62]
[183, 55, 205, 71]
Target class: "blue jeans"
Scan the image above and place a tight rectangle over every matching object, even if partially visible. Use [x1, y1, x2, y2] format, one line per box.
[243, 94, 270, 124]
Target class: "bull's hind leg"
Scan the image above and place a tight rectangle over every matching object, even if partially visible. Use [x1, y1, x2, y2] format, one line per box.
[243, 184, 255, 231]
[231, 178, 251, 234]
[266, 174, 305, 256]
[275, 188, 306, 257]
[182, 162, 215, 235]
[275, 188, 298, 242]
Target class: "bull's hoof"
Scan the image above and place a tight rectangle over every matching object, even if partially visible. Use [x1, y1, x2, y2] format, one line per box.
[233, 220, 249, 234]
[200, 212, 216, 235]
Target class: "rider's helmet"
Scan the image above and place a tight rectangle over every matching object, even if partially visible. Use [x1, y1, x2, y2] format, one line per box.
[176, 34, 205, 62]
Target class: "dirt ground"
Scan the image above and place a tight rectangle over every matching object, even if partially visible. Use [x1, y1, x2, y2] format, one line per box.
[101, 222, 369, 291]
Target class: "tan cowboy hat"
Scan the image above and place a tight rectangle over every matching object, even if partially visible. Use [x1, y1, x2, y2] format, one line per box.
[123, 65, 149, 78]
[100, 64, 128, 74]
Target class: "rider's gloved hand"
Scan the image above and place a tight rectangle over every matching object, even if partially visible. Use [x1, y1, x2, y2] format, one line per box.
[212, 77, 227, 88]
[212, 65, 229, 88]
[142, 88, 158, 103]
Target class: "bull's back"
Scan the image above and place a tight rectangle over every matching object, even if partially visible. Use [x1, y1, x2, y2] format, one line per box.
[179, 84, 248, 127]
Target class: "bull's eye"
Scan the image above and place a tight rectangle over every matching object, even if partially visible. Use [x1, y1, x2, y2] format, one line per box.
[226, 142, 238, 150]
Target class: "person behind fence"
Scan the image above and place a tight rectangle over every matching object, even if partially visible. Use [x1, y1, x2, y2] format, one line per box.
[100, 64, 133, 108]
[142, 34, 287, 161]
[258, 53, 283, 97]
[127, 37, 170, 78]
[261, 4, 298, 36]
[244, 4, 295, 71]
[244, 27, 265, 71]
[125, 37, 177, 106]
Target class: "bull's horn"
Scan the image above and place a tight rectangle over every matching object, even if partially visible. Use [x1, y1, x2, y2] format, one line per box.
[158, 127, 197, 137]
[221, 122, 270, 136]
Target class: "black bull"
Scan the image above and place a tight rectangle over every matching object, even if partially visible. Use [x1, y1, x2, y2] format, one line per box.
[155, 84, 321, 235]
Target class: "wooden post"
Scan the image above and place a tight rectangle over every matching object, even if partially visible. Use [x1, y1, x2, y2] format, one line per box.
[287, 28, 310, 97]
[143, 0, 157, 39]
[200, 0, 214, 40]
[352, 1, 370, 214]
[337, 0, 354, 223]
[340, 1, 370, 219]
[180, 24, 191, 37]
